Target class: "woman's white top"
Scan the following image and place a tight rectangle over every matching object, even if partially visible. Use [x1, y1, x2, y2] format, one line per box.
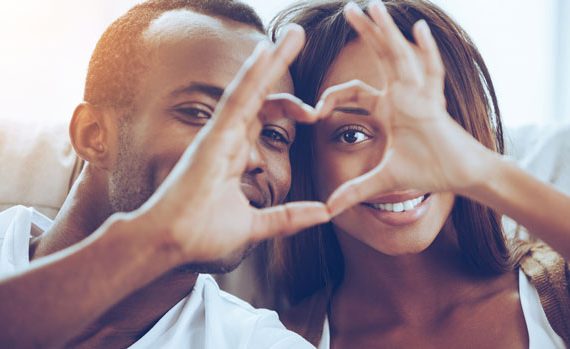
[318, 271, 565, 349]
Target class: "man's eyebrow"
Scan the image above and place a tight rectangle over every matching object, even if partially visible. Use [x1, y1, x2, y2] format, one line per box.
[170, 82, 225, 100]
[333, 106, 371, 115]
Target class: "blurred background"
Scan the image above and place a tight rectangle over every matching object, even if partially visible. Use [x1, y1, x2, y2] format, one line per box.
[0, 0, 568, 127]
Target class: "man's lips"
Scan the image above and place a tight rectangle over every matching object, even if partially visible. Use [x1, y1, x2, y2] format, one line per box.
[241, 182, 270, 209]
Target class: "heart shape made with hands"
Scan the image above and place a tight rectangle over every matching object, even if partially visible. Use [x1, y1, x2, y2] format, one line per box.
[264, 86, 394, 216]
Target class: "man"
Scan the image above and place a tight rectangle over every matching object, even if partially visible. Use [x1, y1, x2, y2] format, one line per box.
[0, 0, 328, 347]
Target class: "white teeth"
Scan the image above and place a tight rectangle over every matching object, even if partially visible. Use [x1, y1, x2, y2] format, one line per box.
[368, 195, 425, 212]
[403, 200, 415, 211]
[393, 203, 404, 212]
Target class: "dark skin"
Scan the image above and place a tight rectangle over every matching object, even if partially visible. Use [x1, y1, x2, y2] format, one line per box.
[328, 230, 526, 348]
[313, 38, 527, 349]
[283, 2, 570, 347]
[29, 11, 297, 348]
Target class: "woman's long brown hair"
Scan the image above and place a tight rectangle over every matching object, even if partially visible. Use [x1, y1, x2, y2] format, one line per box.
[269, 0, 523, 309]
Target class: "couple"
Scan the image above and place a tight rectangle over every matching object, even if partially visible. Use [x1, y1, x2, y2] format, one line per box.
[1, 0, 568, 348]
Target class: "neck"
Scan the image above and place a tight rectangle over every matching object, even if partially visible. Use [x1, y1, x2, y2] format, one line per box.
[31, 166, 113, 258]
[331, 222, 493, 327]
[30, 165, 197, 346]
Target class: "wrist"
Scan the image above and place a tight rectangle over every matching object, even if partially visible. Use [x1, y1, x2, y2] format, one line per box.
[112, 209, 187, 270]
[460, 150, 509, 202]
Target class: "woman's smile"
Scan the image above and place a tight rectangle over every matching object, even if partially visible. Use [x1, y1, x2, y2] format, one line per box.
[361, 192, 432, 226]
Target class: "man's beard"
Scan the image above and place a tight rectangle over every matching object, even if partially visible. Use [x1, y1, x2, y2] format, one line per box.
[108, 129, 251, 274]
[174, 243, 257, 274]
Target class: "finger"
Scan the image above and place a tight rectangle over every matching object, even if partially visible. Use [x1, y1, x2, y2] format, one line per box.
[264, 94, 320, 124]
[343, 2, 392, 67]
[413, 20, 445, 88]
[250, 202, 330, 241]
[213, 25, 306, 131]
[366, 1, 422, 82]
[315, 80, 382, 119]
[327, 149, 394, 216]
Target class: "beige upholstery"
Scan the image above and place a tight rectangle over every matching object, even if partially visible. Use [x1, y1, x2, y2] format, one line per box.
[0, 118, 82, 218]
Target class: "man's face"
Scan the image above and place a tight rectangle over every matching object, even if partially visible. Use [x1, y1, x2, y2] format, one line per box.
[107, 10, 295, 272]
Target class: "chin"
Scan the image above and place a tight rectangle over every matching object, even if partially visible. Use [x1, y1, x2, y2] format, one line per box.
[337, 221, 438, 256]
[175, 244, 256, 274]
[366, 230, 440, 256]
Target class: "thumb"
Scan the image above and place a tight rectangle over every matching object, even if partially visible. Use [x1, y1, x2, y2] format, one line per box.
[250, 202, 330, 242]
[327, 150, 394, 216]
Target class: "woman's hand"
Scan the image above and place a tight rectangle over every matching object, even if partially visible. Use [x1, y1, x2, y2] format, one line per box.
[320, 1, 497, 216]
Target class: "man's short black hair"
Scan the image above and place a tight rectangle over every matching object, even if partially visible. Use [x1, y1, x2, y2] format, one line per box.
[84, 0, 264, 111]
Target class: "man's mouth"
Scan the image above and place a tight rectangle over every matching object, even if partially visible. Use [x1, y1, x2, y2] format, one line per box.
[363, 194, 430, 213]
[241, 181, 270, 209]
[249, 201, 264, 209]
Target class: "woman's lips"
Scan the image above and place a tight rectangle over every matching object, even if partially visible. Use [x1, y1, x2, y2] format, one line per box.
[360, 193, 432, 226]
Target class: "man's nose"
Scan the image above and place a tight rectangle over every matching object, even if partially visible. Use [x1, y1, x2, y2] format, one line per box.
[245, 142, 266, 175]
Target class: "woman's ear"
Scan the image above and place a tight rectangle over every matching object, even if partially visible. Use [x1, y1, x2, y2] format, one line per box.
[69, 102, 116, 169]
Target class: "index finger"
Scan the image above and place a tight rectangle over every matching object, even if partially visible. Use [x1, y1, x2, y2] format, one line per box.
[264, 93, 319, 124]
[212, 25, 306, 132]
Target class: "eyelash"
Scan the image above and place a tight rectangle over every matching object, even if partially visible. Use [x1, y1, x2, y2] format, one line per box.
[261, 128, 291, 147]
[173, 105, 213, 125]
[174, 105, 291, 149]
[333, 125, 372, 145]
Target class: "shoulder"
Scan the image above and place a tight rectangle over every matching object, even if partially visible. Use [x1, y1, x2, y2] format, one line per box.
[197, 275, 314, 348]
[0, 206, 41, 275]
[517, 242, 570, 345]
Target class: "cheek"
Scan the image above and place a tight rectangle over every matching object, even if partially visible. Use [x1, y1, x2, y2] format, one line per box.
[145, 135, 197, 188]
[313, 144, 380, 201]
[267, 152, 292, 203]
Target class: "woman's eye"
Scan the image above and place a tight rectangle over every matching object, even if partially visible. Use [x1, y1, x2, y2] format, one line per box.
[335, 128, 370, 144]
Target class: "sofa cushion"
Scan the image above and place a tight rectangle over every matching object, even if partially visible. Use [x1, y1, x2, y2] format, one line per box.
[0, 118, 82, 218]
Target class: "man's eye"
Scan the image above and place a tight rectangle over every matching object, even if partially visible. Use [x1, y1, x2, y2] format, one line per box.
[261, 128, 290, 146]
[334, 126, 371, 145]
[173, 105, 213, 124]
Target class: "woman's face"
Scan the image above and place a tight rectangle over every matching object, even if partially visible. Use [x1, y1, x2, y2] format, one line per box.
[314, 38, 455, 255]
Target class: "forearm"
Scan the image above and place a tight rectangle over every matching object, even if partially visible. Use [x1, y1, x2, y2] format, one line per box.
[0, 212, 183, 348]
[464, 154, 570, 260]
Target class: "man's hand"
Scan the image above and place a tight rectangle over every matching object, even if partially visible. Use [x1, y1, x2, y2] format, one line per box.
[136, 25, 330, 263]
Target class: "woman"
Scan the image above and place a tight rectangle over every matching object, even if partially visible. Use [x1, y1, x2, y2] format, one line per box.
[269, 0, 570, 347]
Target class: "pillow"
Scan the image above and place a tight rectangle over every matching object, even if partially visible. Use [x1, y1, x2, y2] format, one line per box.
[0, 118, 82, 218]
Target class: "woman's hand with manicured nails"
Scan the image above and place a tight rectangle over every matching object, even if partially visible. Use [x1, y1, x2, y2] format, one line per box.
[320, 1, 570, 260]
[320, 1, 496, 216]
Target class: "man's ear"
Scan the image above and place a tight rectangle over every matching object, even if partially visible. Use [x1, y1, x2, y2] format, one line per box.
[69, 102, 116, 169]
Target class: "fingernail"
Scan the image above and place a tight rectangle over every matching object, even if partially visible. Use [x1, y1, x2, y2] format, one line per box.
[369, 0, 387, 13]
[345, 2, 363, 14]
[315, 100, 325, 112]
[416, 20, 432, 43]
[276, 23, 303, 46]
[282, 23, 303, 36]
[418, 19, 429, 32]
[255, 40, 271, 53]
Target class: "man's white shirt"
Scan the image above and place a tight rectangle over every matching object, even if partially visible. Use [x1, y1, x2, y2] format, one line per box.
[0, 206, 313, 348]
